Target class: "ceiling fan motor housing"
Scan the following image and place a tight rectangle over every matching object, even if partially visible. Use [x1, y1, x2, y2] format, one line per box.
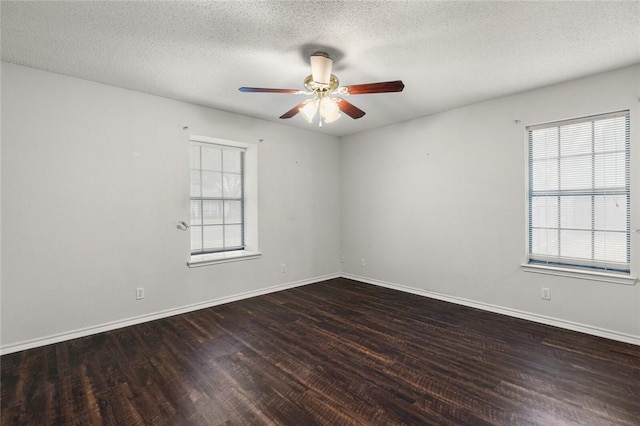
[310, 52, 333, 85]
[304, 74, 339, 95]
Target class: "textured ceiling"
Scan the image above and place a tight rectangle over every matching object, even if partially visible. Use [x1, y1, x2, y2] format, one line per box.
[2, 1, 639, 136]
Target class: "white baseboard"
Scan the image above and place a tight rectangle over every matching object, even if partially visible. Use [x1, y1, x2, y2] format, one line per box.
[341, 273, 640, 347]
[0, 273, 340, 355]
[4, 271, 637, 355]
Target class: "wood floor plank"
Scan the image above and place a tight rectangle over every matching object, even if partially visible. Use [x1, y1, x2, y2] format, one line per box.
[2, 277, 639, 425]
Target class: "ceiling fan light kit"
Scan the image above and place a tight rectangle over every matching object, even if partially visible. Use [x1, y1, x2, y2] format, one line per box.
[239, 51, 404, 127]
[299, 97, 342, 125]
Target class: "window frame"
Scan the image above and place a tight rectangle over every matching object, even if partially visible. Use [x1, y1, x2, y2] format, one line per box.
[523, 111, 636, 285]
[187, 135, 260, 267]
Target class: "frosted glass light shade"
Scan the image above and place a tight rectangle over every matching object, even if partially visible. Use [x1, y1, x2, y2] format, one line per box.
[299, 99, 317, 123]
[320, 97, 341, 123]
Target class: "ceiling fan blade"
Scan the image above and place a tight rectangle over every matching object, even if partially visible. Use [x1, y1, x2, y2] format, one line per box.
[336, 98, 366, 119]
[279, 102, 306, 119]
[341, 80, 405, 95]
[239, 87, 305, 94]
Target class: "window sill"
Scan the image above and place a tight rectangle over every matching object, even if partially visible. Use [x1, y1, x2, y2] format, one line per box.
[522, 263, 636, 285]
[188, 250, 262, 268]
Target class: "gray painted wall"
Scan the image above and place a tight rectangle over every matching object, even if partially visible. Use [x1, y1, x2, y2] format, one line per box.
[1, 62, 341, 350]
[2, 62, 639, 352]
[340, 65, 640, 341]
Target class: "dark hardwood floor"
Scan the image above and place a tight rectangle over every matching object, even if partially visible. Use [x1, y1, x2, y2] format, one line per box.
[2, 278, 639, 425]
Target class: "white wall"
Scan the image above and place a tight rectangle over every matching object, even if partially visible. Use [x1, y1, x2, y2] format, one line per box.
[2, 62, 639, 353]
[341, 65, 640, 343]
[1, 62, 341, 351]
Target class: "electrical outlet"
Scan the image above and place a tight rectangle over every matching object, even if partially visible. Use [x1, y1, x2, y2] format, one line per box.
[281, 263, 286, 273]
[136, 287, 144, 300]
[360, 258, 366, 267]
[341, 255, 345, 264]
[541, 287, 551, 300]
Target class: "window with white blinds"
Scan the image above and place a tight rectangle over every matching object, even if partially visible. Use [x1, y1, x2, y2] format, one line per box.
[190, 141, 245, 254]
[527, 111, 630, 273]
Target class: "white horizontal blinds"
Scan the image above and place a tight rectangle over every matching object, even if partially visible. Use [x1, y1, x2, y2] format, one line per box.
[190, 142, 245, 254]
[528, 111, 630, 273]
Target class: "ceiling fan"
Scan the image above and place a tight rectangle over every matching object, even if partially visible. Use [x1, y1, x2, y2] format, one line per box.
[239, 52, 404, 126]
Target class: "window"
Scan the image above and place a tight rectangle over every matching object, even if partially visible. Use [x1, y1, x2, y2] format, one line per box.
[527, 111, 630, 274]
[190, 141, 245, 253]
[188, 136, 260, 267]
